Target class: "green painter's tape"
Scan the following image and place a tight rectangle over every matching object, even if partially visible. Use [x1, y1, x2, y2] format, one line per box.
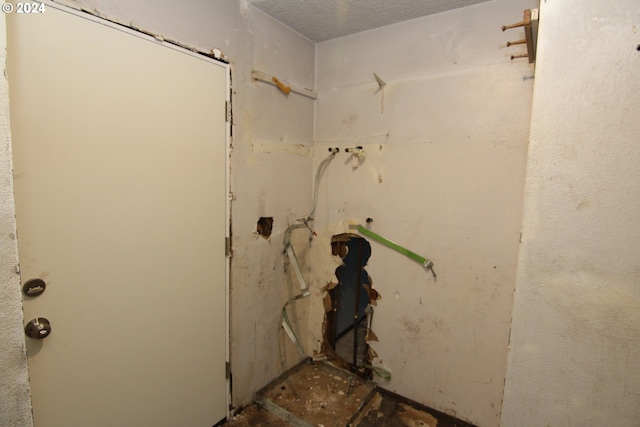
[356, 225, 432, 269]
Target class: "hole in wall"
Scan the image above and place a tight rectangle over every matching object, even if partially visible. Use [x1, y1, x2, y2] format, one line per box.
[256, 217, 273, 239]
[322, 233, 381, 377]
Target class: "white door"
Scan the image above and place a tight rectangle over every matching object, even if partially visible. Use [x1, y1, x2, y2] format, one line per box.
[8, 4, 229, 426]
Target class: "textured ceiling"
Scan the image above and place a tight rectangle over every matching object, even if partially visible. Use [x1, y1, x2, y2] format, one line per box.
[246, 0, 491, 42]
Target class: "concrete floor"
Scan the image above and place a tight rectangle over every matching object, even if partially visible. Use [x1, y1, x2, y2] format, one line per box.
[225, 359, 477, 427]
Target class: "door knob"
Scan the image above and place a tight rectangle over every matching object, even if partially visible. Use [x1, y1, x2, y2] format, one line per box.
[25, 317, 52, 339]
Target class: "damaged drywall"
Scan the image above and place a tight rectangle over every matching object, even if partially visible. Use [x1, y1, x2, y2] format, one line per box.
[318, 233, 382, 377]
[309, 1, 537, 426]
[257, 217, 274, 239]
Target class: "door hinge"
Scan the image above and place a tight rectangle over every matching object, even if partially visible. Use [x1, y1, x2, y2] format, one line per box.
[225, 237, 231, 256]
[225, 100, 232, 123]
[225, 361, 231, 380]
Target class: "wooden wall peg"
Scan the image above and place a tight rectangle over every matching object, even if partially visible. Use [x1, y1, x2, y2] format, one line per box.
[503, 8, 539, 64]
[507, 39, 526, 47]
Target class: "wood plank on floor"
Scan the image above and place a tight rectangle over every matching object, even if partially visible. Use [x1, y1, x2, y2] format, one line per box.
[353, 388, 478, 427]
[225, 404, 292, 427]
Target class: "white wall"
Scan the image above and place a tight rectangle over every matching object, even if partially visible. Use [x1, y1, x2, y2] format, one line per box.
[310, 1, 537, 426]
[501, 1, 640, 426]
[0, 0, 316, 414]
[5, 1, 637, 426]
[0, 15, 35, 427]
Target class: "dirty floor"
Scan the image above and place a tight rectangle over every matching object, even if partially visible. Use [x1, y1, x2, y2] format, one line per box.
[225, 359, 477, 427]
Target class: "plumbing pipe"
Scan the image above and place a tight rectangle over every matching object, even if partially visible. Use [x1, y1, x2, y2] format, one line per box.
[281, 308, 304, 357]
[280, 150, 337, 355]
[286, 245, 310, 295]
[282, 150, 336, 248]
[308, 151, 337, 220]
[352, 238, 364, 367]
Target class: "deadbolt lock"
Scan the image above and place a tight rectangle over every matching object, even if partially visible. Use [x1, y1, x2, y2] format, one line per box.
[22, 278, 47, 297]
[25, 317, 52, 339]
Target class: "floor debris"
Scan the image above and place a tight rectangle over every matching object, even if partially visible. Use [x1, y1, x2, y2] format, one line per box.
[256, 361, 374, 426]
[225, 359, 477, 427]
[226, 404, 290, 426]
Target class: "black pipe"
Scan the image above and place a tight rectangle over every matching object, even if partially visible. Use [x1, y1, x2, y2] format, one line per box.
[353, 238, 364, 367]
